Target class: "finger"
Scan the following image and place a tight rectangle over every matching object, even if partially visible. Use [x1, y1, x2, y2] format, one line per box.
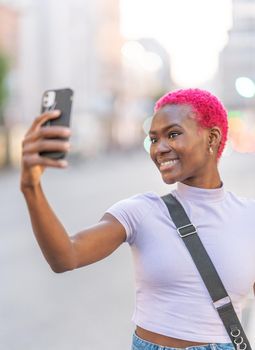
[39, 126, 71, 138]
[25, 125, 71, 144]
[26, 110, 61, 134]
[23, 153, 68, 169]
[23, 126, 71, 147]
[23, 139, 70, 155]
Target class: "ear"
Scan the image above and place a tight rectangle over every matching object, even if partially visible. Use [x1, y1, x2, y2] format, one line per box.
[208, 126, 222, 151]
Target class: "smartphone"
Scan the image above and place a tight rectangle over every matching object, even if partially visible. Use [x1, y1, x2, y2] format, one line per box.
[39, 88, 74, 159]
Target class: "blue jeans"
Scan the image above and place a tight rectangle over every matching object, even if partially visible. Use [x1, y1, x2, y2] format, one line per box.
[132, 332, 234, 350]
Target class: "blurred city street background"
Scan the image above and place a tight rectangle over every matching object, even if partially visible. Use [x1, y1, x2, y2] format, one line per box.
[1, 0, 255, 349]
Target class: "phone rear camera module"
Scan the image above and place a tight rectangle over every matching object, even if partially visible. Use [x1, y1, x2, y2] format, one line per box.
[42, 91, 56, 109]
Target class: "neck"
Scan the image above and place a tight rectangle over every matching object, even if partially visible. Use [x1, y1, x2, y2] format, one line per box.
[181, 167, 222, 189]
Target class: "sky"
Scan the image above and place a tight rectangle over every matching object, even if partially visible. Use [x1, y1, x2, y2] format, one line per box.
[120, 0, 232, 87]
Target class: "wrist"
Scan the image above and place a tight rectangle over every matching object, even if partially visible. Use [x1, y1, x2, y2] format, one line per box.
[20, 181, 41, 194]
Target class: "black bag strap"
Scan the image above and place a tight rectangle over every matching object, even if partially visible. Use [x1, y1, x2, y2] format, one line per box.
[161, 193, 252, 350]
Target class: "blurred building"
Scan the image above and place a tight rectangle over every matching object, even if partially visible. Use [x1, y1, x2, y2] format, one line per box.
[17, 0, 122, 118]
[0, 5, 18, 57]
[218, 0, 255, 109]
[1, 0, 123, 160]
[137, 38, 172, 97]
[114, 37, 172, 150]
[0, 5, 19, 167]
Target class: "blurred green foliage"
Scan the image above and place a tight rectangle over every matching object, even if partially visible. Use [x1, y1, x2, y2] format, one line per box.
[228, 110, 242, 119]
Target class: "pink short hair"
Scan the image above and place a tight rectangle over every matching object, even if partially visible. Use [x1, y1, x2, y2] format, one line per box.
[154, 88, 228, 159]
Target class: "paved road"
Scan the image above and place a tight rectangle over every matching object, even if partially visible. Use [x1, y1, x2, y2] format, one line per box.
[0, 149, 254, 349]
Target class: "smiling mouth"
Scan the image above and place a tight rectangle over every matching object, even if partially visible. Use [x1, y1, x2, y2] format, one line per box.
[159, 159, 179, 171]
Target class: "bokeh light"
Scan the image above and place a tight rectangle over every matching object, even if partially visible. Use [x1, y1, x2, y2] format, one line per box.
[235, 77, 255, 98]
[121, 41, 163, 72]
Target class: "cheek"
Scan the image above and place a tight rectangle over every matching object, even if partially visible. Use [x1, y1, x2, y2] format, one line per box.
[149, 147, 156, 162]
[149, 149, 153, 161]
[178, 141, 207, 164]
[191, 147, 208, 166]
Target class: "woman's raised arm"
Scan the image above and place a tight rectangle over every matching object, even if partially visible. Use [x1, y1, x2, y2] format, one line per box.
[21, 111, 126, 273]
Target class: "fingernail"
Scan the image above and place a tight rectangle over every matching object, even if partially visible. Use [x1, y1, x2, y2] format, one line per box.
[53, 110, 61, 115]
[59, 160, 68, 167]
[64, 129, 71, 135]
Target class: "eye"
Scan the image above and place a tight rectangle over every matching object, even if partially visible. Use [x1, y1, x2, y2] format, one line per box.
[149, 137, 157, 144]
[168, 131, 180, 139]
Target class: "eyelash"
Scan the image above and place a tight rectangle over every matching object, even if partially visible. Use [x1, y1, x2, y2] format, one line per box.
[150, 132, 180, 144]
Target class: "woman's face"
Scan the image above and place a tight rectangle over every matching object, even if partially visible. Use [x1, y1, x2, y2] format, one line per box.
[149, 104, 216, 187]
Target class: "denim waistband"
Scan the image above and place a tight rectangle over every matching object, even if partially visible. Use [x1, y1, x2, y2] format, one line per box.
[132, 332, 234, 350]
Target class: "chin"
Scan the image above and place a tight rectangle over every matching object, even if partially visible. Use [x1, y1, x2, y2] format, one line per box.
[161, 174, 178, 185]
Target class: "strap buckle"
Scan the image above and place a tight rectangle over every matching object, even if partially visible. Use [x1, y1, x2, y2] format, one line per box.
[177, 224, 197, 238]
[230, 326, 247, 350]
[213, 296, 231, 310]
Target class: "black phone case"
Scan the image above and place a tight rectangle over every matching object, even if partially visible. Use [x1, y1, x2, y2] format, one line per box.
[40, 88, 73, 159]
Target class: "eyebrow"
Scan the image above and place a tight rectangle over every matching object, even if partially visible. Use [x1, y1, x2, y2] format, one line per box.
[149, 123, 182, 135]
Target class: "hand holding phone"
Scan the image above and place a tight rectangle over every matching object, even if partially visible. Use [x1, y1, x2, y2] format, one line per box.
[40, 88, 73, 159]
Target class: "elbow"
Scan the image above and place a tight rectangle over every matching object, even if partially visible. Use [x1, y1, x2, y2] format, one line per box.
[49, 261, 77, 274]
[51, 264, 75, 274]
[47, 249, 78, 273]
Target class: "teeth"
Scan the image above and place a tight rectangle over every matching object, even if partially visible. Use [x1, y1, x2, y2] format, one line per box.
[161, 160, 178, 166]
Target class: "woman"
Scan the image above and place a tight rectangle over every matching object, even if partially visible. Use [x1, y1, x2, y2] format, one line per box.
[21, 89, 254, 349]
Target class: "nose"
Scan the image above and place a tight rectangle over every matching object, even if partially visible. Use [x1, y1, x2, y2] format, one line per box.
[151, 138, 172, 161]
[155, 138, 172, 154]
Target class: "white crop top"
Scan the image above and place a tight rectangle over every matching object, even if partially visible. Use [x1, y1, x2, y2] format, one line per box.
[106, 182, 255, 343]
